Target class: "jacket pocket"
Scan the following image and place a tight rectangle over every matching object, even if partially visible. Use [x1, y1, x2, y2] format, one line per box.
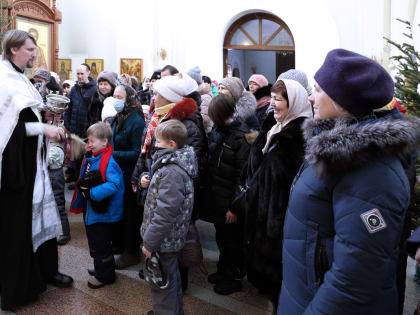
[315, 237, 329, 288]
[305, 220, 319, 294]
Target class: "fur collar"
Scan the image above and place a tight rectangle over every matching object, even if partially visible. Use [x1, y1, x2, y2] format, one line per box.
[167, 97, 198, 121]
[234, 90, 257, 122]
[254, 84, 272, 101]
[304, 113, 420, 177]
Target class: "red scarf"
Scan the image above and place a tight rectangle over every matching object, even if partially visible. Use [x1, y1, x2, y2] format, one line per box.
[141, 112, 159, 155]
[70, 145, 113, 214]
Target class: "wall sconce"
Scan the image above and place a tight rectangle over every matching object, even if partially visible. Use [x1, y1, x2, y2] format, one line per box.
[159, 49, 167, 60]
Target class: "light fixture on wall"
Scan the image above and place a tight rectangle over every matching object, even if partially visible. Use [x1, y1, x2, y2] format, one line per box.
[159, 49, 167, 60]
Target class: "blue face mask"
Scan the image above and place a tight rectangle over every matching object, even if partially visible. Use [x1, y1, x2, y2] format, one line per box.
[113, 99, 125, 113]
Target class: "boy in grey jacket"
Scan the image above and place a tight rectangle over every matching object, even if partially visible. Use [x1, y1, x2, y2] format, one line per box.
[140, 119, 197, 315]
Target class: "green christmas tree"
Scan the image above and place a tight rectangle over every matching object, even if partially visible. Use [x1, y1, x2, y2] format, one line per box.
[385, 20, 420, 229]
[385, 19, 420, 116]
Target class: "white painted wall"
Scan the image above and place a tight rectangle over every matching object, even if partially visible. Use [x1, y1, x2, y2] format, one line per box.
[56, 0, 419, 85]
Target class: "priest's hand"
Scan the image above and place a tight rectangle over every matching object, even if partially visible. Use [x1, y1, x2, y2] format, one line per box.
[44, 124, 64, 142]
[225, 210, 237, 224]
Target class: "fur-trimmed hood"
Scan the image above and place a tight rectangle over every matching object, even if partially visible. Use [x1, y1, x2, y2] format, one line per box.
[304, 111, 420, 177]
[166, 97, 198, 121]
[234, 90, 257, 122]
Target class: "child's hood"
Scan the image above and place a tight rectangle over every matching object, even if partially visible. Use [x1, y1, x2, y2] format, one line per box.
[151, 146, 198, 178]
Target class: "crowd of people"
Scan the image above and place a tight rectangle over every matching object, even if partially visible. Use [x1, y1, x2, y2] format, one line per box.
[1, 29, 420, 315]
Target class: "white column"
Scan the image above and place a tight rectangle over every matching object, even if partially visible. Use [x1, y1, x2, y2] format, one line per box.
[383, 0, 392, 70]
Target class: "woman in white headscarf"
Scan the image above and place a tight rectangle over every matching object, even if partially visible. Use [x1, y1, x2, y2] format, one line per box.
[232, 79, 312, 311]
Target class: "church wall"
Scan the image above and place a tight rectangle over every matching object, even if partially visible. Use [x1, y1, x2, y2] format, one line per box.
[56, 0, 419, 86]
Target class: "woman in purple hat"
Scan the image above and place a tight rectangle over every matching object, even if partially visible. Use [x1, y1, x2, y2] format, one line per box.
[277, 49, 420, 315]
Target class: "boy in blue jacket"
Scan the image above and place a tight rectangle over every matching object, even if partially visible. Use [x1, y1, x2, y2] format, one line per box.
[70, 122, 125, 289]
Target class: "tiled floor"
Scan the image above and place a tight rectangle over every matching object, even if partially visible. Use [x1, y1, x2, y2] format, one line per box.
[8, 213, 269, 315]
[0, 185, 419, 314]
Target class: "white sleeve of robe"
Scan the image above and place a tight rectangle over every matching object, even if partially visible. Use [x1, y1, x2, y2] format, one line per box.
[25, 122, 44, 136]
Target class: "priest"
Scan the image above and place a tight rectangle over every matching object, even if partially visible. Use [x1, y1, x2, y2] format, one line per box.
[0, 29, 73, 311]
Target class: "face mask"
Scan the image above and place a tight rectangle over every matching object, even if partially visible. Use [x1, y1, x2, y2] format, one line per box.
[113, 99, 125, 113]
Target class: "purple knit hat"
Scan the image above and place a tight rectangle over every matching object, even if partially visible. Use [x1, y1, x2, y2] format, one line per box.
[314, 49, 394, 116]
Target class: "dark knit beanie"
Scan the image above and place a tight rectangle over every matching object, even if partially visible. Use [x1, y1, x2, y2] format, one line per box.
[97, 70, 118, 87]
[314, 49, 394, 116]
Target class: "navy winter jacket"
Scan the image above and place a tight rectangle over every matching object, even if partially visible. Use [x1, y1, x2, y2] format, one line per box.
[64, 78, 97, 138]
[278, 112, 420, 315]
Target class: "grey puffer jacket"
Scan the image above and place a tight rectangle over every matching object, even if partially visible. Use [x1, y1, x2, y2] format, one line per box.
[141, 146, 198, 253]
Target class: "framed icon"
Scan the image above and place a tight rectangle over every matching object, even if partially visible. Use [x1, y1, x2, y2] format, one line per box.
[120, 58, 143, 82]
[84, 59, 104, 80]
[57, 58, 72, 82]
[16, 17, 51, 77]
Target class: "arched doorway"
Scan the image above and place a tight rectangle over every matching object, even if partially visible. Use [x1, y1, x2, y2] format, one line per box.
[223, 13, 295, 85]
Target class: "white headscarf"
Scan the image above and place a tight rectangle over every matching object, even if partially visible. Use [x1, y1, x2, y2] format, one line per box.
[262, 79, 313, 154]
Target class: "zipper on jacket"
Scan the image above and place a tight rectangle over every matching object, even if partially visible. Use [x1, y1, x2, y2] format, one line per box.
[288, 161, 307, 201]
[217, 147, 224, 168]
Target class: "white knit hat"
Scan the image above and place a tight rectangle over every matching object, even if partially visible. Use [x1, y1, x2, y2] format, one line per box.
[101, 96, 117, 121]
[63, 80, 75, 88]
[153, 75, 186, 103]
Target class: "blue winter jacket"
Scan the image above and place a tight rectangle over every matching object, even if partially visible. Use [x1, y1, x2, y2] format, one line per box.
[64, 78, 97, 138]
[71, 151, 125, 226]
[278, 112, 420, 315]
[110, 111, 145, 183]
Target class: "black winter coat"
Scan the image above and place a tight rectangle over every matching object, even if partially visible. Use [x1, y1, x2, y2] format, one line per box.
[138, 88, 152, 105]
[253, 84, 272, 125]
[64, 78, 97, 138]
[244, 114, 307, 294]
[200, 121, 251, 225]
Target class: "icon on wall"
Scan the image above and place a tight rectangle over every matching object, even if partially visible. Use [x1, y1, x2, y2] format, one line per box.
[84, 59, 104, 81]
[16, 17, 51, 77]
[120, 58, 143, 82]
[57, 58, 72, 82]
